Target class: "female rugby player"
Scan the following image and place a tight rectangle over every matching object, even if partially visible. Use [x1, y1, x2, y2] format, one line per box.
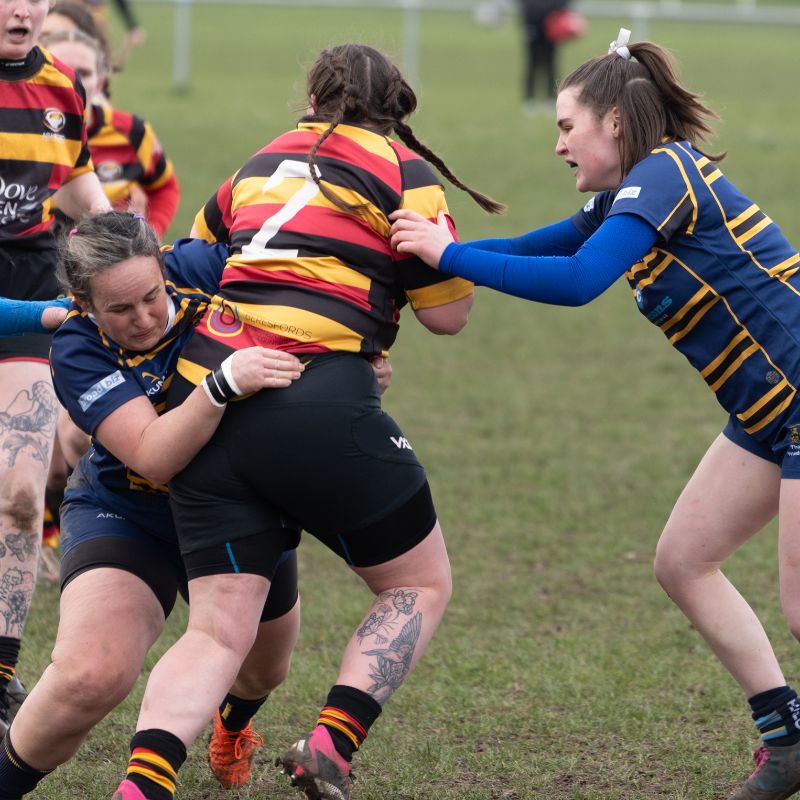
[390, 29, 800, 800]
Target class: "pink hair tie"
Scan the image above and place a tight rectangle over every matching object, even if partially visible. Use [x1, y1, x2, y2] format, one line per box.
[67, 227, 78, 238]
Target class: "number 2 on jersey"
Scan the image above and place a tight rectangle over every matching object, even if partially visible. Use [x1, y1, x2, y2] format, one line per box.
[241, 159, 321, 260]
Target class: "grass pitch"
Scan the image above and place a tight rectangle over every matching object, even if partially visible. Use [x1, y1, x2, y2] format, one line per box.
[25, 5, 800, 799]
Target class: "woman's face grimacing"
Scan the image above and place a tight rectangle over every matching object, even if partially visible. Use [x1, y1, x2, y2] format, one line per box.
[555, 86, 623, 194]
[80, 255, 169, 352]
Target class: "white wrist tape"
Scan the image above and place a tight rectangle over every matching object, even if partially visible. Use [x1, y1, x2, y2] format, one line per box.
[220, 353, 243, 396]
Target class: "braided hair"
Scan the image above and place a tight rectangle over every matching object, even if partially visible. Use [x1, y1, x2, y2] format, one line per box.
[306, 44, 504, 215]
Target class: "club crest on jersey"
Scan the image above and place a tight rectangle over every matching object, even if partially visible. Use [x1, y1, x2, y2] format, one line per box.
[207, 303, 243, 337]
[43, 108, 66, 134]
[96, 161, 123, 182]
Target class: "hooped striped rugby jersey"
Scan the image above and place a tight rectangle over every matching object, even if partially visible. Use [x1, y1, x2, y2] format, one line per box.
[177, 119, 473, 384]
[87, 102, 178, 236]
[574, 141, 800, 438]
[50, 239, 227, 529]
[0, 47, 93, 247]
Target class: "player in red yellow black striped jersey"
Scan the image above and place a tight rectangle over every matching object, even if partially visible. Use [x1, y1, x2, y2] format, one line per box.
[42, 29, 179, 238]
[0, 0, 109, 738]
[109, 44, 503, 800]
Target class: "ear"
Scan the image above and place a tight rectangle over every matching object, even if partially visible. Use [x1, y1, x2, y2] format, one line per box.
[610, 106, 622, 137]
[308, 93, 318, 114]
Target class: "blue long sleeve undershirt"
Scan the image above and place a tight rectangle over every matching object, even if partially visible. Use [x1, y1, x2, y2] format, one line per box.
[0, 297, 70, 336]
[461, 217, 587, 257]
[440, 214, 659, 306]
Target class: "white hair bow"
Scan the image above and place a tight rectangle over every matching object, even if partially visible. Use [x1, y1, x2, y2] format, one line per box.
[608, 28, 632, 60]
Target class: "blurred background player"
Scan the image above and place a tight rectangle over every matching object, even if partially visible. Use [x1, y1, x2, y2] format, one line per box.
[0, 0, 110, 734]
[74, 0, 144, 69]
[42, 29, 179, 238]
[518, 0, 580, 114]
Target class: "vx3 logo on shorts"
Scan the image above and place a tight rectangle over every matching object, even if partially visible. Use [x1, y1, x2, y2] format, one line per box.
[390, 436, 413, 450]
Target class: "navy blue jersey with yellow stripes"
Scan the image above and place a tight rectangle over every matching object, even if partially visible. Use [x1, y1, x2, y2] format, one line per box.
[49, 238, 227, 531]
[573, 141, 800, 438]
[0, 47, 93, 248]
[178, 120, 472, 385]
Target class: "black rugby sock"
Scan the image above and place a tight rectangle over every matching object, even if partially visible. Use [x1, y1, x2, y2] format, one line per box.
[0, 637, 21, 696]
[218, 692, 268, 732]
[125, 729, 186, 800]
[317, 684, 382, 762]
[749, 685, 800, 746]
[0, 732, 52, 799]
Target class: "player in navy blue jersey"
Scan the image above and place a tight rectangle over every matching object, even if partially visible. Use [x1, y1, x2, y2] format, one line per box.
[391, 29, 800, 800]
[0, 212, 307, 798]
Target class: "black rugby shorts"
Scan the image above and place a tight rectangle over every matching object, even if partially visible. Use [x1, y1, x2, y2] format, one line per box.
[169, 353, 437, 573]
[0, 245, 59, 360]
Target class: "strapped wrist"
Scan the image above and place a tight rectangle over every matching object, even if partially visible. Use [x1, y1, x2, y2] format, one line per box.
[202, 371, 228, 407]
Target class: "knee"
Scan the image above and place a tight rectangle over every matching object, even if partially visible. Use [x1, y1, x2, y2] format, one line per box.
[653, 542, 676, 592]
[191, 617, 258, 663]
[237, 656, 292, 697]
[403, 559, 452, 610]
[0, 471, 43, 530]
[436, 566, 453, 608]
[653, 534, 693, 596]
[49, 650, 138, 714]
[653, 534, 719, 596]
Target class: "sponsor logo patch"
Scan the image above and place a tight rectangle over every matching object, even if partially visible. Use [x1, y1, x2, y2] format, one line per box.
[96, 161, 123, 182]
[613, 186, 642, 203]
[78, 370, 125, 411]
[43, 108, 66, 134]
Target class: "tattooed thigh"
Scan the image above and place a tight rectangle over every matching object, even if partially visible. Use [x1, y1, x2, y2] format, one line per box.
[0, 377, 58, 470]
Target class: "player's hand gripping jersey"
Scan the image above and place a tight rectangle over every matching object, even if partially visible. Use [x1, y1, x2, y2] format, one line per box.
[178, 120, 472, 383]
[49, 238, 227, 530]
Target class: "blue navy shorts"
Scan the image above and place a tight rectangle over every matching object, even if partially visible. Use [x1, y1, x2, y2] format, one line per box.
[723, 413, 800, 479]
[60, 495, 298, 619]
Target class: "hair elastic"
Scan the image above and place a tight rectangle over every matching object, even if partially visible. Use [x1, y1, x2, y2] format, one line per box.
[608, 28, 632, 60]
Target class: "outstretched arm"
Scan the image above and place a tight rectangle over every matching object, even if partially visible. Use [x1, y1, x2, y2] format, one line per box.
[0, 297, 70, 336]
[393, 211, 658, 306]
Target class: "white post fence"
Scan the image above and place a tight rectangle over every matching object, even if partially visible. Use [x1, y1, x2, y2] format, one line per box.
[127, 0, 800, 91]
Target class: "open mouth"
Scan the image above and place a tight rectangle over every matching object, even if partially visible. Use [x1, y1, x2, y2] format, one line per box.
[7, 27, 31, 40]
[566, 160, 577, 169]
